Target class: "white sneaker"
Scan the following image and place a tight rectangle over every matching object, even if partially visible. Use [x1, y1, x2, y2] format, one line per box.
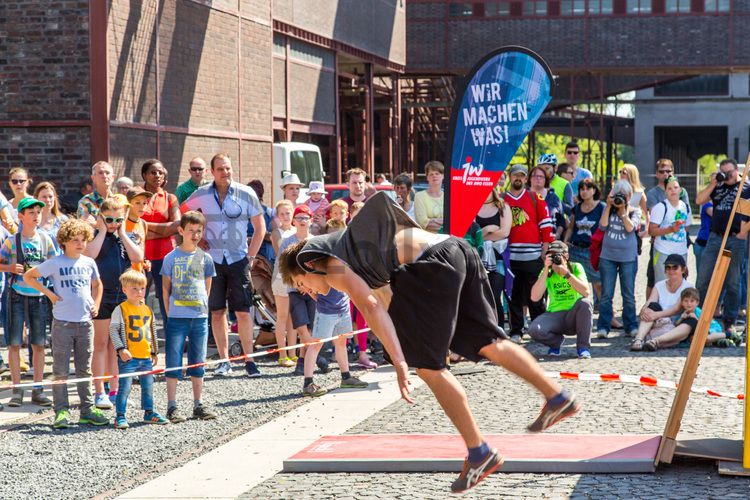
[510, 335, 523, 344]
[595, 329, 608, 339]
[94, 393, 113, 409]
[214, 362, 232, 376]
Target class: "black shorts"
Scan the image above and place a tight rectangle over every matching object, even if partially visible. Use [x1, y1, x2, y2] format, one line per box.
[387, 238, 503, 370]
[95, 292, 125, 320]
[680, 316, 699, 336]
[209, 258, 253, 313]
[289, 291, 316, 330]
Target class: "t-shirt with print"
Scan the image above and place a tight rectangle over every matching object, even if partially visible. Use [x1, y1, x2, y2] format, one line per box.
[0, 231, 58, 296]
[109, 301, 157, 358]
[569, 202, 605, 247]
[542, 261, 588, 313]
[35, 254, 100, 322]
[599, 208, 641, 263]
[161, 247, 216, 318]
[650, 200, 691, 255]
[710, 182, 750, 235]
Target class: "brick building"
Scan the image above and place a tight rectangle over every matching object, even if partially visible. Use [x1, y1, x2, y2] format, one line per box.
[0, 0, 405, 197]
[405, 0, 750, 179]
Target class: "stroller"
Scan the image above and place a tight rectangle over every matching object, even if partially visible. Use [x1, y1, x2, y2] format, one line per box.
[228, 255, 278, 357]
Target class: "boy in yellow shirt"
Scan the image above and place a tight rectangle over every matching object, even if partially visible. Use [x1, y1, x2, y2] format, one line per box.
[109, 269, 168, 428]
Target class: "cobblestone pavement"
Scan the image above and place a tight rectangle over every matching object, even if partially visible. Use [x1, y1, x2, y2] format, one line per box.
[243, 244, 750, 498]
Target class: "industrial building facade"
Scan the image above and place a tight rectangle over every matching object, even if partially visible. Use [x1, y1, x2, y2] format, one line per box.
[0, 0, 406, 194]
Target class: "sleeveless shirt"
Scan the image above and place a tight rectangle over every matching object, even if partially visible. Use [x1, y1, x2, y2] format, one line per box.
[297, 192, 419, 289]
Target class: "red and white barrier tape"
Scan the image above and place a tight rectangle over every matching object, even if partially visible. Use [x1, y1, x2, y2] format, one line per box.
[545, 370, 745, 401]
[0, 328, 370, 391]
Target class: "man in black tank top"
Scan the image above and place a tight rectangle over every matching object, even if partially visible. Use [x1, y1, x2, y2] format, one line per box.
[278, 193, 580, 494]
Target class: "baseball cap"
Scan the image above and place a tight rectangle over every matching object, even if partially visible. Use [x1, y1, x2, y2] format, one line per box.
[547, 240, 568, 254]
[126, 186, 154, 202]
[508, 164, 528, 176]
[17, 197, 45, 213]
[308, 181, 326, 195]
[664, 254, 686, 267]
[293, 205, 313, 218]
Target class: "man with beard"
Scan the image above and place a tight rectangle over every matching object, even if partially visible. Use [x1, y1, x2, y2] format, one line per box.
[503, 164, 555, 343]
[341, 168, 368, 212]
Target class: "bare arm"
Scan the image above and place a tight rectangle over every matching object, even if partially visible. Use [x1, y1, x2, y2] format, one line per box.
[83, 224, 107, 258]
[326, 258, 413, 403]
[23, 268, 60, 302]
[696, 175, 717, 205]
[563, 212, 576, 243]
[118, 224, 144, 263]
[162, 275, 171, 317]
[91, 278, 102, 316]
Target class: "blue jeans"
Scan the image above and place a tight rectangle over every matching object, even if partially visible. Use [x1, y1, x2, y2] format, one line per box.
[597, 258, 638, 333]
[116, 357, 154, 416]
[698, 233, 747, 326]
[148, 259, 168, 329]
[693, 242, 706, 280]
[165, 317, 208, 379]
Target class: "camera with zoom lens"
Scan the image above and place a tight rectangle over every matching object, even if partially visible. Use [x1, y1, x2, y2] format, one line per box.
[550, 253, 564, 265]
[715, 171, 727, 183]
[612, 193, 627, 207]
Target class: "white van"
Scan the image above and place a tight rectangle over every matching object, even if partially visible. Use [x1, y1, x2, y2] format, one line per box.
[272, 142, 324, 204]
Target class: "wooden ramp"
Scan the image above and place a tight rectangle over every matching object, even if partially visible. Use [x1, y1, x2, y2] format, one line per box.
[284, 434, 660, 474]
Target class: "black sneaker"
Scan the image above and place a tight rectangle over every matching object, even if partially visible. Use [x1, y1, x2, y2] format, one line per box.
[245, 361, 262, 378]
[316, 355, 331, 374]
[193, 404, 217, 420]
[167, 407, 187, 424]
[527, 394, 581, 433]
[293, 358, 304, 376]
[451, 449, 504, 493]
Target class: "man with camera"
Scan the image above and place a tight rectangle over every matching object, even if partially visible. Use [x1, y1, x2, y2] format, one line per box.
[528, 241, 592, 358]
[695, 158, 750, 333]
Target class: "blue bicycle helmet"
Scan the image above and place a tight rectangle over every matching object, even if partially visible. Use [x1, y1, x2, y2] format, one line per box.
[538, 153, 558, 166]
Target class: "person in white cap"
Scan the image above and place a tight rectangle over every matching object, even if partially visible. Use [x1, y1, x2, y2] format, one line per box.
[304, 180, 329, 235]
[280, 173, 304, 207]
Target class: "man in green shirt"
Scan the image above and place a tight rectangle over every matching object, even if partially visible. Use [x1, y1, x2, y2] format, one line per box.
[529, 240, 593, 358]
[175, 157, 208, 203]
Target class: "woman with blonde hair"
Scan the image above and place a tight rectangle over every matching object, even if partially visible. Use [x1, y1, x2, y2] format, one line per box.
[619, 163, 649, 236]
[34, 181, 69, 247]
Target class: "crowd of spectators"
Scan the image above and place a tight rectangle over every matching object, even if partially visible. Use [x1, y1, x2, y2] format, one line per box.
[0, 141, 746, 423]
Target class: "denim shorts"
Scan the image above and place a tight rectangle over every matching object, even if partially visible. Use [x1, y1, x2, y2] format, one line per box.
[5, 291, 45, 346]
[165, 317, 209, 379]
[312, 311, 352, 340]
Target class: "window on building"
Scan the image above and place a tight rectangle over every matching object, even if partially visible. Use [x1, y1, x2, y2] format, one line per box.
[589, 0, 614, 14]
[289, 39, 334, 69]
[485, 1, 511, 16]
[523, 0, 548, 15]
[704, 0, 731, 12]
[560, 0, 586, 15]
[626, 0, 652, 13]
[449, 2, 474, 17]
[665, 0, 691, 12]
[654, 75, 729, 96]
[273, 34, 286, 56]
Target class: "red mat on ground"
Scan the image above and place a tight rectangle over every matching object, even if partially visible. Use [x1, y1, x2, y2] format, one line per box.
[284, 434, 660, 474]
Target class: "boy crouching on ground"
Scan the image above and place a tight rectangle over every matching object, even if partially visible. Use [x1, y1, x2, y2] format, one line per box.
[109, 269, 167, 428]
[161, 211, 217, 423]
[24, 219, 108, 428]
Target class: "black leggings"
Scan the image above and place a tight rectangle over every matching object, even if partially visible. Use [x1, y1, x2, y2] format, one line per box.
[487, 270, 506, 329]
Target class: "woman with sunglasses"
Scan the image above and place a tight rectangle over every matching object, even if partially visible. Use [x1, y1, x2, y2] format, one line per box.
[564, 179, 605, 307]
[648, 176, 691, 283]
[8, 167, 32, 222]
[630, 254, 692, 351]
[141, 159, 180, 326]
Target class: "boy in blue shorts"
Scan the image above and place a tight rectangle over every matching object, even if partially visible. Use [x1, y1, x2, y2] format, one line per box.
[109, 269, 168, 429]
[161, 211, 217, 423]
[0, 197, 57, 407]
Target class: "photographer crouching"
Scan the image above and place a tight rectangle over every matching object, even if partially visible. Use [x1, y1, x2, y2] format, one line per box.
[528, 240, 593, 358]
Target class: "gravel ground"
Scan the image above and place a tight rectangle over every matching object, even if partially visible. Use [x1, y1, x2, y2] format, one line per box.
[0, 351, 373, 500]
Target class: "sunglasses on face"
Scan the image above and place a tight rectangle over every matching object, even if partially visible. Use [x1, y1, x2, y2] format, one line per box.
[566, 151, 579, 155]
[664, 264, 680, 271]
[190, 167, 204, 172]
[580, 185, 594, 190]
[11, 179, 27, 185]
[658, 170, 673, 174]
[104, 216, 124, 224]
